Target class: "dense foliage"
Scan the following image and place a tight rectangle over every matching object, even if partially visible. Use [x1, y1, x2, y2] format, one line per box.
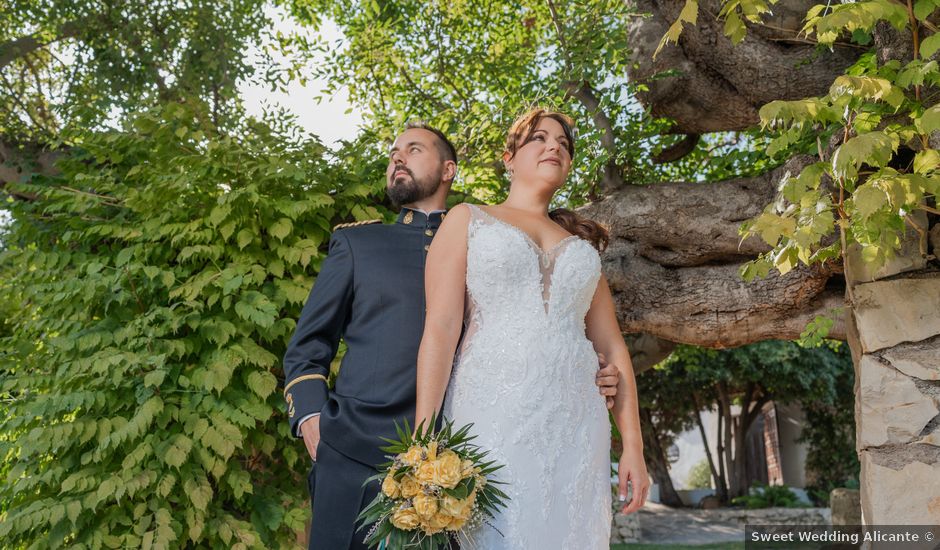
[0, 102, 387, 548]
[286, 0, 778, 205]
[709, 0, 940, 279]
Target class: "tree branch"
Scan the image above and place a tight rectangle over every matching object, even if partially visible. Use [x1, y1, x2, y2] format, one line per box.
[579, 153, 847, 347]
[0, 20, 87, 70]
[565, 81, 626, 192]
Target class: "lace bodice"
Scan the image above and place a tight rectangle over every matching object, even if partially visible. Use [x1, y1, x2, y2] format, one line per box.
[454, 203, 601, 362]
[442, 203, 612, 549]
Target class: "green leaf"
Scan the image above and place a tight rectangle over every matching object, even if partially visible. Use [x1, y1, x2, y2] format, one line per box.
[654, 0, 698, 58]
[183, 477, 213, 512]
[209, 204, 231, 227]
[143, 370, 166, 388]
[234, 291, 278, 328]
[831, 131, 898, 180]
[236, 229, 254, 250]
[920, 32, 940, 58]
[914, 0, 936, 21]
[915, 104, 940, 133]
[269, 218, 293, 241]
[913, 149, 940, 174]
[852, 183, 889, 217]
[246, 371, 277, 399]
[164, 436, 193, 469]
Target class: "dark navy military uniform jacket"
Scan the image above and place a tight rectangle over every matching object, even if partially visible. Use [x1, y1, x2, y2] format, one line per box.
[282, 207, 445, 549]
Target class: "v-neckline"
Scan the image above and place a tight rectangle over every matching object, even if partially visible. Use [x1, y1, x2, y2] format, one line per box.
[472, 204, 578, 258]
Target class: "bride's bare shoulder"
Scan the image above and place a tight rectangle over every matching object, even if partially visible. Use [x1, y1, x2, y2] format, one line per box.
[442, 203, 475, 225]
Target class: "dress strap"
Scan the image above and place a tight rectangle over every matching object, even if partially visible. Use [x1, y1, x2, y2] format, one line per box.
[462, 202, 489, 227]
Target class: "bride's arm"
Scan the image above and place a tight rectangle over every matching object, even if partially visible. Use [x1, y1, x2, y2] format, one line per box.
[585, 274, 650, 514]
[414, 204, 470, 431]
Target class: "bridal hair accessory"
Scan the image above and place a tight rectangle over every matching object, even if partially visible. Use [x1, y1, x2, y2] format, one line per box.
[357, 413, 509, 549]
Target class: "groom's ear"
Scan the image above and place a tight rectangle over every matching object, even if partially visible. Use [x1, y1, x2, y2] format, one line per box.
[442, 159, 457, 183]
[502, 151, 512, 173]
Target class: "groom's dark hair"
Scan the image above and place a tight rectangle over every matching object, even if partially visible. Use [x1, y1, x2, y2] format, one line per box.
[404, 121, 457, 164]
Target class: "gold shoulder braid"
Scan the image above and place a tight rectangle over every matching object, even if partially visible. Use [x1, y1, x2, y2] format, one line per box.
[333, 219, 382, 231]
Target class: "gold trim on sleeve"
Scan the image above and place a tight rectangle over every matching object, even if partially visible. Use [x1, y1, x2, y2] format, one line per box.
[284, 374, 328, 394]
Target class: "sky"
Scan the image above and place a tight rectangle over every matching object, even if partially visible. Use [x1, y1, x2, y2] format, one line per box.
[239, 6, 364, 146]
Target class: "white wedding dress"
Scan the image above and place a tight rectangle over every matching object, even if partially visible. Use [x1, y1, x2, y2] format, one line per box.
[441, 203, 612, 549]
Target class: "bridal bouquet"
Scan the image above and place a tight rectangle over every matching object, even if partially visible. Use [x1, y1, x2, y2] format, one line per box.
[357, 415, 508, 549]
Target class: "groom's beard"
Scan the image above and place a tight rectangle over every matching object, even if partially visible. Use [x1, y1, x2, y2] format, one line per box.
[386, 167, 443, 207]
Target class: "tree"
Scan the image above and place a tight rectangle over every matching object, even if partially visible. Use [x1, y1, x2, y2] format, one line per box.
[635, 359, 699, 507]
[642, 340, 854, 503]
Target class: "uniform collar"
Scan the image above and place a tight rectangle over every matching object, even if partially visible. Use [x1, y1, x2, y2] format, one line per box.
[396, 207, 446, 229]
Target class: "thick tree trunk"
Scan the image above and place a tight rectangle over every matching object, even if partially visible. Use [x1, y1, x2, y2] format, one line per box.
[692, 394, 727, 502]
[639, 408, 684, 507]
[730, 417, 749, 499]
[624, 0, 863, 134]
[717, 384, 737, 499]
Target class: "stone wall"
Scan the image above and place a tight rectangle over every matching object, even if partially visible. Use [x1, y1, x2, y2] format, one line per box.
[609, 512, 641, 544]
[845, 218, 940, 524]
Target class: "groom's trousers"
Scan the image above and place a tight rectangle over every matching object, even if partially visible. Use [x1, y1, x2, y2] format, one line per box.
[307, 440, 380, 550]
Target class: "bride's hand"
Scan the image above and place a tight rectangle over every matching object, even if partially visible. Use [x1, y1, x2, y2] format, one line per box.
[617, 447, 650, 515]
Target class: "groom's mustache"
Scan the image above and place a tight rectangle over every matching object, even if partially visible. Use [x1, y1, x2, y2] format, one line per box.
[390, 164, 413, 183]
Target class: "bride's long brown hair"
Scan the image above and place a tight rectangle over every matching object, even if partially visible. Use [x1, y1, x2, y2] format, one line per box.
[504, 108, 610, 252]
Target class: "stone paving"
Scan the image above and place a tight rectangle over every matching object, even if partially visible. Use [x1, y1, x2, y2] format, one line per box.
[626, 502, 831, 545]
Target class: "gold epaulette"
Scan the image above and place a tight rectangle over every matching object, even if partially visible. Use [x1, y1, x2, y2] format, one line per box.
[332, 219, 382, 231]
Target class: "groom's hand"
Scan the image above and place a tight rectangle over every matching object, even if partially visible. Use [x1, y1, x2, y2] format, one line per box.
[300, 416, 321, 461]
[596, 353, 619, 409]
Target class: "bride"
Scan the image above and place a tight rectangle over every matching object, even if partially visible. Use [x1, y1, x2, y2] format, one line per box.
[414, 108, 650, 548]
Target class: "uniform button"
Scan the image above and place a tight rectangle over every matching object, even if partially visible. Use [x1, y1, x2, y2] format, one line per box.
[424, 245, 430, 251]
[425, 229, 433, 237]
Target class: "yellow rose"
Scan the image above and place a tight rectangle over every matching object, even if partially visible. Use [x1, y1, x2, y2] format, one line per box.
[391, 507, 420, 530]
[426, 440, 439, 461]
[461, 501, 476, 520]
[426, 512, 451, 532]
[461, 459, 475, 477]
[450, 490, 477, 521]
[431, 450, 463, 489]
[399, 475, 421, 499]
[440, 494, 466, 517]
[400, 446, 424, 467]
[381, 474, 401, 499]
[420, 519, 443, 536]
[412, 493, 439, 519]
[445, 513, 466, 531]
[415, 460, 436, 485]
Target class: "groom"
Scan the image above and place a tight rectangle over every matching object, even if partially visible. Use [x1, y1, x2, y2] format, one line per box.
[282, 122, 621, 550]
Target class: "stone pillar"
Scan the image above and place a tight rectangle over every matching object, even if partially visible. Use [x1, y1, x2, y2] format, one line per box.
[844, 213, 940, 524]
